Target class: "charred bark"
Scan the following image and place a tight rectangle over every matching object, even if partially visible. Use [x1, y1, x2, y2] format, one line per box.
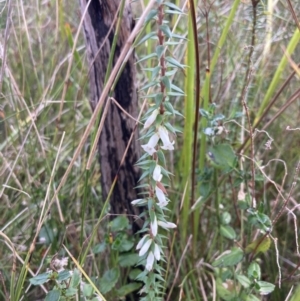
[80, 0, 141, 230]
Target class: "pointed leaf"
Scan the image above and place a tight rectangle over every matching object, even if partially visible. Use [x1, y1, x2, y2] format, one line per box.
[145, 9, 158, 23]
[159, 24, 172, 38]
[156, 45, 165, 59]
[165, 56, 185, 69]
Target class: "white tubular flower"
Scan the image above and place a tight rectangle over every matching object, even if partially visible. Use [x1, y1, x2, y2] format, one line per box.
[155, 186, 168, 207]
[141, 133, 159, 155]
[146, 251, 154, 271]
[150, 216, 158, 237]
[144, 109, 159, 129]
[157, 221, 177, 229]
[158, 126, 174, 150]
[136, 235, 149, 250]
[154, 244, 160, 261]
[153, 165, 162, 182]
[131, 199, 147, 205]
[139, 238, 152, 256]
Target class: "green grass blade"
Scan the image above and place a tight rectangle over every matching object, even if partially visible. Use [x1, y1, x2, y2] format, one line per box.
[180, 4, 195, 242]
[255, 28, 300, 123]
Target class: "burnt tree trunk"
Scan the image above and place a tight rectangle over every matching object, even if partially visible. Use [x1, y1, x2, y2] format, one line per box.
[80, 0, 141, 229]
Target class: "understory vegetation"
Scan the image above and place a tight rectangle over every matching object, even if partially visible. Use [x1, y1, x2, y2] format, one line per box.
[1, 0, 300, 300]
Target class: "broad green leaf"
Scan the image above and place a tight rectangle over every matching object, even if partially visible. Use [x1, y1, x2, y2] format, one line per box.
[45, 290, 61, 301]
[118, 253, 140, 267]
[110, 216, 129, 231]
[29, 272, 51, 285]
[129, 268, 143, 280]
[236, 274, 251, 288]
[57, 270, 71, 282]
[112, 235, 134, 252]
[65, 287, 77, 297]
[245, 235, 271, 255]
[82, 283, 94, 297]
[221, 212, 231, 224]
[248, 262, 261, 280]
[220, 225, 236, 240]
[207, 144, 237, 171]
[93, 242, 106, 254]
[116, 283, 143, 297]
[69, 268, 81, 288]
[256, 281, 275, 295]
[39, 223, 56, 245]
[246, 295, 260, 301]
[99, 268, 120, 294]
[216, 278, 236, 301]
[212, 247, 244, 267]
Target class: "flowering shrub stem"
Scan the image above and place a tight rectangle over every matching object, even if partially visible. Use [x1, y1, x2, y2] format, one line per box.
[132, 1, 184, 299]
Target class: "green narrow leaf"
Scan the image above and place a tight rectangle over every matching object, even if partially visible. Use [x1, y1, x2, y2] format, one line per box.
[137, 53, 156, 64]
[163, 2, 183, 13]
[145, 9, 158, 23]
[159, 24, 172, 38]
[156, 45, 165, 58]
[161, 76, 171, 91]
[136, 31, 157, 46]
[165, 56, 185, 69]
[164, 101, 175, 114]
